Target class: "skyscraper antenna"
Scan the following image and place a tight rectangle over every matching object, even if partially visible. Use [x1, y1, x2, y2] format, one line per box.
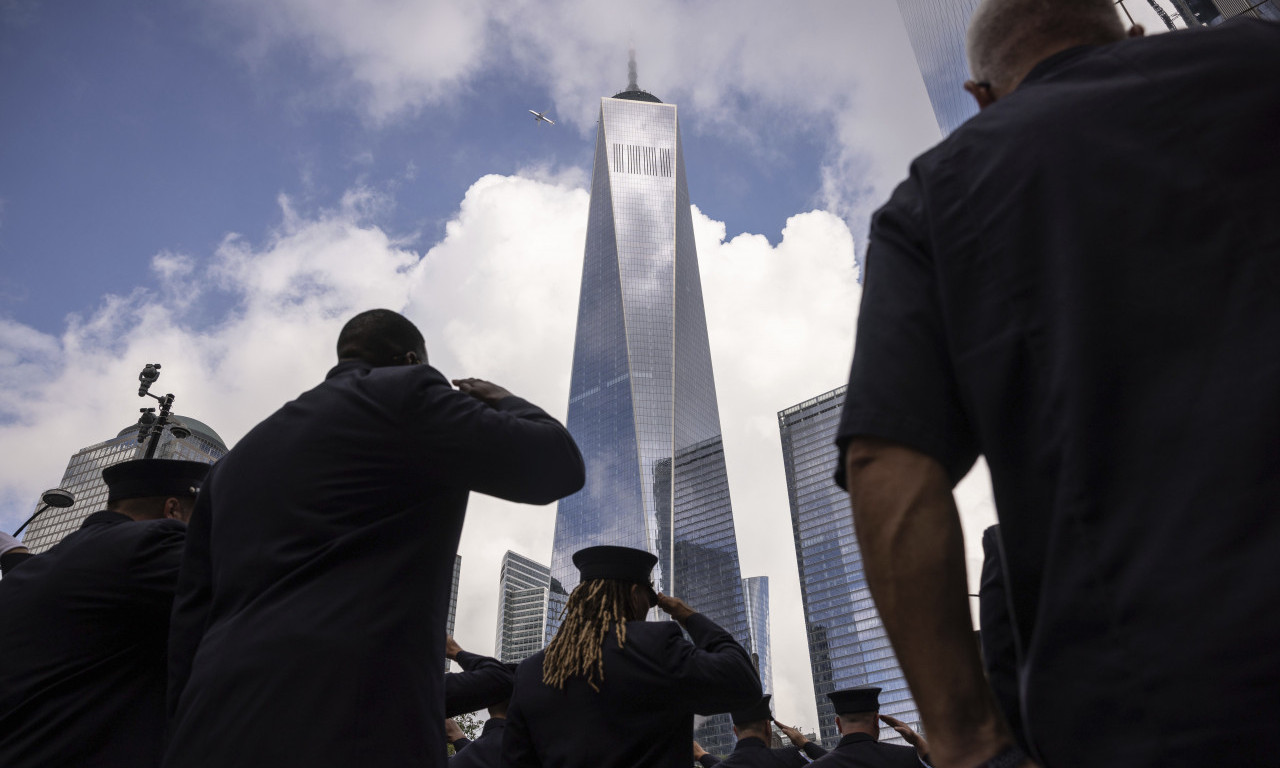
[627, 47, 638, 91]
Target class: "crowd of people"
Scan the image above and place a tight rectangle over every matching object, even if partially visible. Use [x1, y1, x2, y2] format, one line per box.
[1, 0, 1278, 765]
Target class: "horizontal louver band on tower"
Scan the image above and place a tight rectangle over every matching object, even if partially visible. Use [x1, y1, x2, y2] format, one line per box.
[611, 143, 674, 177]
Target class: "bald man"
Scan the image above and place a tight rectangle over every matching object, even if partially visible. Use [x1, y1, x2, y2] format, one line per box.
[837, 2, 1280, 767]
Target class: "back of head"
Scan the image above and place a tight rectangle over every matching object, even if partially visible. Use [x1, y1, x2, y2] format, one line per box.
[967, 0, 1125, 92]
[336, 309, 426, 367]
[835, 711, 879, 736]
[541, 578, 638, 691]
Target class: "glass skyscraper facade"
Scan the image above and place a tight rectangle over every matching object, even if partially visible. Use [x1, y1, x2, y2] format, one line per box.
[546, 77, 750, 755]
[21, 417, 227, 553]
[779, 386, 919, 748]
[495, 551, 551, 664]
[895, 0, 983, 136]
[742, 576, 773, 696]
[1119, 0, 1280, 26]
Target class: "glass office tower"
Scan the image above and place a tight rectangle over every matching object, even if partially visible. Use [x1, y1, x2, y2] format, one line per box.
[895, 0, 983, 136]
[779, 386, 919, 747]
[496, 551, 552, 664]
[546, 67, 751, 755]
[742, 576, 774, 696]
[21, 417, 227, 553]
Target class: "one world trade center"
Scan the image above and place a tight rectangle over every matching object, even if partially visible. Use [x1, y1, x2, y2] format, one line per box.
[546, 58, 752, 753]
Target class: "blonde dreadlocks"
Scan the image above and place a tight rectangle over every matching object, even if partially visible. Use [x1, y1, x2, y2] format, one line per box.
[542, 578, 637, 691]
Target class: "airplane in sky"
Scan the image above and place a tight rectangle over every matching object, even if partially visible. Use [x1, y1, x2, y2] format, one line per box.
[528, 110, 555, 126]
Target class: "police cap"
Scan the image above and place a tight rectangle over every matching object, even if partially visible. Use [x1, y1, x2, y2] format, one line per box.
[827, 686, 882, 715]
[572, 545, 657, 585]
[103, 459, 209, 503]
[731, 694, 773, 726]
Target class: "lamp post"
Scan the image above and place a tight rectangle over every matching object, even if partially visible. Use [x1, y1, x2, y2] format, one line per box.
[12, 488, 77, 538]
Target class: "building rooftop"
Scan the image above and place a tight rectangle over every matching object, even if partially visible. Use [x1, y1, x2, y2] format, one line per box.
[612, 89, 662, 103]
[115, 414, 227, 450]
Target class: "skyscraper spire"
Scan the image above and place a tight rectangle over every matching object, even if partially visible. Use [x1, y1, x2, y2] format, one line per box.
[627, 47, 638, 91]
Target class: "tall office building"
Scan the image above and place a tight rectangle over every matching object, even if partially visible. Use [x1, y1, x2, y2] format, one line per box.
[779, 386, 919, 748]
[546, 57, 751, 755]
[742, 576, 773, 696]
[895, 0, 983, 136]
[21, 417, 227, 553]
[495, 551, 551, 664]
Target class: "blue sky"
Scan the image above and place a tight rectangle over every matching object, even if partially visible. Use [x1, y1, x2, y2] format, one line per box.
[1, 0, 1008, 730]
[3, 0, 838, 336]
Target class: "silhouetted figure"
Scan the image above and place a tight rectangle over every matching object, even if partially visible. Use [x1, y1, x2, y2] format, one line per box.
[808, 688, 928, 768]
[695, 695, 829, 767]
[0, 459, 208, 767]
[837, 0, 1280, 764]
[164, 309, 584, 768]
[502, 545, 761, 768]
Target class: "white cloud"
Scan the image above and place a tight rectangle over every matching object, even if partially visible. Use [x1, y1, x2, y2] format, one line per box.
[0, 174, 994, 731]
[206, 0, 943, 236]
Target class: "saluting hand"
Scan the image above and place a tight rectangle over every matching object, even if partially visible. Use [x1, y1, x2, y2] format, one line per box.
[656, 593, 695, 624]
[879, 715, 929, 758]
[773, 719, 809, 748]
[452, 378, 514, 405]
[692, 740, 708, 760]
[445, 718, 464, 743]
[445, 635, 462, 660]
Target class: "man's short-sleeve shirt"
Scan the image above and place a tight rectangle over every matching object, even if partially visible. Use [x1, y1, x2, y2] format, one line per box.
[839, 19, 1280, 766]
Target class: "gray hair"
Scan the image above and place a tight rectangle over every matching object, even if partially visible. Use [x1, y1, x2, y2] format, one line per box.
[967, 0, 1125, 90]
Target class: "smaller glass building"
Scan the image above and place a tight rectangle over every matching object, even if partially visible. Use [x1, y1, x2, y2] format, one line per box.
[779, 386, 919, 747]
[495, 551, 552, 664]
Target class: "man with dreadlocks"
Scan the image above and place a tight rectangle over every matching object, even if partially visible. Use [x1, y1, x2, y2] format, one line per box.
[502, 545, 762, 767]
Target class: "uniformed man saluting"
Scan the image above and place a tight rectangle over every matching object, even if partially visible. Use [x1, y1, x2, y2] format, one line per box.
[0, 459, 208, 768]
[502, 545, 762, 767]
[695, 695, 829, 768]
[810, 688, 930, 768]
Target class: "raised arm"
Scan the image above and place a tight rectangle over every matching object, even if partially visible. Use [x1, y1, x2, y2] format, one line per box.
[409, 375, 584, 505]
[655, 594, 762, 715]
[444, 637, 515, 717]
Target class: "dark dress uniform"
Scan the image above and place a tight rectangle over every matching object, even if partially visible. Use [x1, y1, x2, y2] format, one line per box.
[808, 733, 920, 768]
[450, 717, 506, 768]
[837, 17, 1280, 767]
[164, 361, 584, 768]
[698, 737, 828, 767]
[0, 549, 33, 575]
[698, 695, 829, 768]
[503, 610, 761, 767]
[0, 510, 186, 767]
[446, 652, 515, 717]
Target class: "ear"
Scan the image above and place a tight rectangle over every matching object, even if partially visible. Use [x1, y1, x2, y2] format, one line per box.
[163, 497, 184, 521]
[963, 80, 998, 110]
[1127, 24, 1145, 38]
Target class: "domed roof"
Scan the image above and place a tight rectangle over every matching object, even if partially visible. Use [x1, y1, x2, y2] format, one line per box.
[117, 414, 227, 450]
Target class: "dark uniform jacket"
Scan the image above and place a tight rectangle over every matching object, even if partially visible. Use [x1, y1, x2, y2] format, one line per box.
[0, 549, 33, 576]
[837, 18, 1280, 767]
[163, 361, 584, 768]
[446, 650, 515, 717]
[451, 717, 506, 768]
[0, 511, 186, 767]
[699, 736, 829, 767]
[809, 733, 920, 768]
[502, 612, 761, 768]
